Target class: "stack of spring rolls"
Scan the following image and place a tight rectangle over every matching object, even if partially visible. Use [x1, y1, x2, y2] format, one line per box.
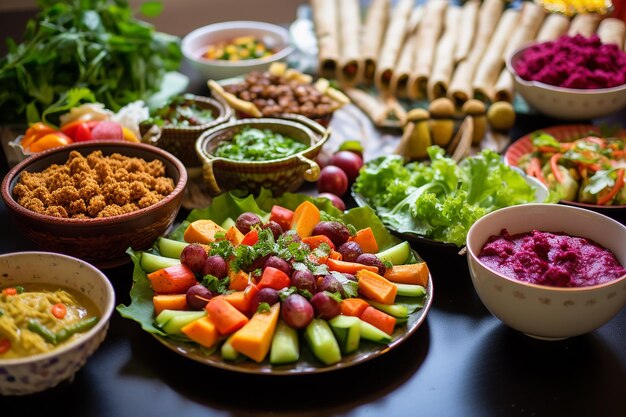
[310, 0, 626, 108]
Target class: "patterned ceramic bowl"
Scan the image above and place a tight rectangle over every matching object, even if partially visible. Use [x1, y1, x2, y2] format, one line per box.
[466, 203, 626, 340]
[195, 115, 330, 196]
[140, 94, 232, 167]
[0, 252, 115, 396]
[1, 141, 187, 268]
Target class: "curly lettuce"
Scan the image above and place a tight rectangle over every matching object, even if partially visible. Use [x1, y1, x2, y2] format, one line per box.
[353, 146, 539, 246]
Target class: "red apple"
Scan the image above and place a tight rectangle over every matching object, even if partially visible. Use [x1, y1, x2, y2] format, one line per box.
[330, 151, 364, 183]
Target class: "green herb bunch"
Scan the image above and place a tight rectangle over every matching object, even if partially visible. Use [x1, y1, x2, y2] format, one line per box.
[0, 0, 181, 124]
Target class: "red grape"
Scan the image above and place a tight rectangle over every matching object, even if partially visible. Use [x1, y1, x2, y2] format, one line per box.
[281, 294, 314, 329]
[186, 284, 214, 310]
[318, 193, 346, 211]
[310, 292, 341, 320]
[202, 255, 227, 278]
[330, 151, 363, 183]
[180, 244, 208, 274]
[317, 165, 348, 196]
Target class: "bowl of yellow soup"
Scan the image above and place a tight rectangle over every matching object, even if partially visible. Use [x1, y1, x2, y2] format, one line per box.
[0, 252, 115, 395]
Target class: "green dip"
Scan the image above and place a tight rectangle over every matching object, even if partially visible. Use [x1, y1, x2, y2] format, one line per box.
[148, 95, 215, 127]
[214, 127, 308, 161]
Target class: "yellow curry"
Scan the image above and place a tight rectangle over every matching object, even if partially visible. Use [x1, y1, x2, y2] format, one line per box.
[0, 285, 99, 359]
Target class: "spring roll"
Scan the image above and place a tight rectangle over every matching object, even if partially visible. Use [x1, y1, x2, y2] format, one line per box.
[375, 0, 414, 93]
[493, 3, 546, 103]
[597, 18, 626, 47]
[389, 6, 424, 97]
[338, 0, 362, 85]
[536, 13, 570, 42]
[568, 13, 601, 37]
[311, 0, 340, 79]
[427, 6, 461, 101]
[360, 0, 390, 84]
[454, 0, 479, 64]
[472, 9, 520, 102]
[407, 0, 448, 100]
[447, 0, 505, 106]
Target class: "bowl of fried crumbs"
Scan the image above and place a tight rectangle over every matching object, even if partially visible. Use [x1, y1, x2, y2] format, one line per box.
[1, 141, 187, 268]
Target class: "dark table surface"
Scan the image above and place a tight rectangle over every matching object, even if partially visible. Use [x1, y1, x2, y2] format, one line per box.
[1, 5, 626, 417]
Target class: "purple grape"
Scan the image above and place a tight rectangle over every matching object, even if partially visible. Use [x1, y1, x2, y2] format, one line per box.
[264, 256, 291, 276]
[250, 287, 279, 313]
[235, 212, 262, 234]
[355, 253, 387, 275]
[337, 241, 363, 262]
[180, 244, 208, 274]
[310, 292, 341, 320]
[311, 221, 351, 247]
[262, 221, 283, 240]
[202, 255, 227, 278]
[186, 284, 214, 310]
[281, 294, 314, 329]
[317, 274, 344, 296]
[290, 269, 317, 293]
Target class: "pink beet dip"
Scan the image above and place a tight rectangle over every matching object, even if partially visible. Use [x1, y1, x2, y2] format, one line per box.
[478, 229, 626, 288]
[514, 35, 626, 89]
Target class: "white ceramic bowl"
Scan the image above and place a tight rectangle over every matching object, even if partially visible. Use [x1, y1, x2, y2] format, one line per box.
[0, 252, 115, 395]
[182, 21, 294, 80]
[506, 44, 626, 120]
[466, 204, 626, 340]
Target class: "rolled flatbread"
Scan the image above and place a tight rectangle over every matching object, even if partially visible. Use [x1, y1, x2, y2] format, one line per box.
[389, 6, 424, 97]
[311, 0, 340, 79]
[427, 6, 462, 101]
[493, 2, 546, 103]
[536, 13, 570, 42]
[447, 0, 505, 106]
[338, 0, 362, 85]
[597, 18, 626, 47]
[568, 13, 601, 37]
[472, 9, 520, 101]
[407, 0, 448, 100]
[454, 0, 479, 64]
[375, 0, 414, 93]
[360, 0, 390, 84]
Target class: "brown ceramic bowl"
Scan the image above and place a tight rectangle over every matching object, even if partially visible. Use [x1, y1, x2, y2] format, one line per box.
[195, 115, 329, 196]
[140, 94, 232, 167]
[1, 141, 187, 268]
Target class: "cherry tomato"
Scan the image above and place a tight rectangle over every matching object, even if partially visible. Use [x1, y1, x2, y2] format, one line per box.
[51, 303, 67, 319]
[0, 339, 11, 354]
[74, 122, 93, 142]
[28, 132, 72, 153]
[2, 287, 17, 296]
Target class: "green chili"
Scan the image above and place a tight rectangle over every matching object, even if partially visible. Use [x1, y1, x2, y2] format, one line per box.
[55, 317, 98, 343]
[28, 319, 57, 344]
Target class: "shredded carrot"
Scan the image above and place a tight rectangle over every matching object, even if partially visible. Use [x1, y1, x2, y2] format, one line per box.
[550, 153, 564, 184]
[597, 169, 625, 205]
[526, 157, 547, 185]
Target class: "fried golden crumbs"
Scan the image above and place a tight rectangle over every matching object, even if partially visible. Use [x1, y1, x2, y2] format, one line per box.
[14, 150, 175, 218]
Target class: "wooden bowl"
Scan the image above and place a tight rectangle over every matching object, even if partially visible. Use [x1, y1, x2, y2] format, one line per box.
[1, 141, 187, 268]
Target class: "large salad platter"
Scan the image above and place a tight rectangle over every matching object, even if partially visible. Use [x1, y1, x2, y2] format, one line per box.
[118, 190, 433, 374]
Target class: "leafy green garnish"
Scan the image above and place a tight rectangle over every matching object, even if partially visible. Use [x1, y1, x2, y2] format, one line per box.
[201, 275, 230, 295]
[278, 286, 298, 301]
[0, 0, 181, 124]
[331, 272, 359, 298]
[256, 302, 271, 314]
[209, 240, 235, 260]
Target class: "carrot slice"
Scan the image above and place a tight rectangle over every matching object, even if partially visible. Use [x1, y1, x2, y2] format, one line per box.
[205, 296, 249, 335]
[361, 306, 396, 335]
[230, 303, 280, 363]
[302, 235, 335, 250]
[550, 153, 564, 184]
[349, 227, 379, 253]
[327, 258, 378, 274]
[384, 263, 429, 286]
[147, 264, 198, 294]
[181, 316, 221, 348]
[597, 169, 625, 205]
[356, 269, 397, 305]
[153, 294, 188, 315]
[257, 267, 291, 290]
[290, 201, 321, 238]
[340, 298, 370, 317]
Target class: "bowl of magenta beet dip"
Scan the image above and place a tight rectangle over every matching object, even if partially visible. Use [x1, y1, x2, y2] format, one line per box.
[507, 35, 626, 120]
[466, 203, 626, 340]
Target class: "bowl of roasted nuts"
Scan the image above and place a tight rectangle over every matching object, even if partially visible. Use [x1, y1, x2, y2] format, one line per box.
[208, 63, 349, 127]
[1, 141, 187, 268]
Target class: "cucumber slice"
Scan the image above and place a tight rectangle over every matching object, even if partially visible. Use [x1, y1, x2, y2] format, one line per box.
[376, 241, 410, 265]
[155, 310, 206, 335]
[367, 300, 409, 318]
[140, 252, 180, 273]
[158, 237, 189, 259]
[221, 335, 241, 361]
[359, 318, 392, 344]
[395, 283, 427, 297]
[328, 315, 360, 354]
[270, 320, 300, 365]
[304, 319, 342, 365]
[221, 217, 236, 230]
